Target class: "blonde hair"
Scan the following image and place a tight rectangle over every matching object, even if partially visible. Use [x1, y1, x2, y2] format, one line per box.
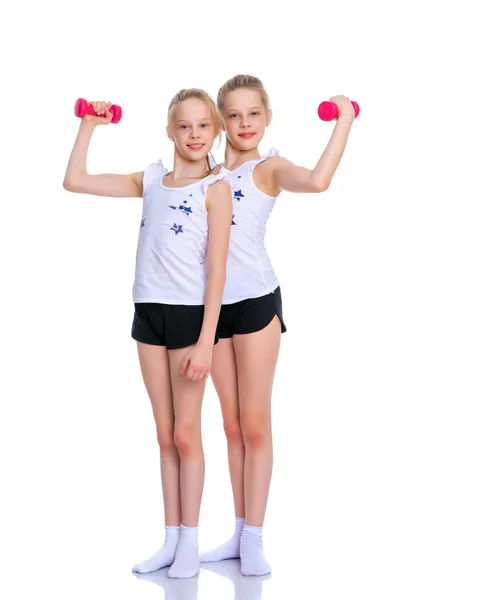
[217, 74, 270, 114]
[167, 88, 221, 176]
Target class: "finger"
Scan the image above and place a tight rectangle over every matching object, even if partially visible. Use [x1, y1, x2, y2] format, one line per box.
[186, 364, 196, 380]
[191, 364, 205, 381]
[100, 101, 107, 115]
[181, 356, 189, 375]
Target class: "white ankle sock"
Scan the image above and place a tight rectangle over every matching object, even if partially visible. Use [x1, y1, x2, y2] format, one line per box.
[132, 526, 180, 574]
[240, 525, 271, 576]
[200, 517, 245, 562]
[168, 525, 200, 579]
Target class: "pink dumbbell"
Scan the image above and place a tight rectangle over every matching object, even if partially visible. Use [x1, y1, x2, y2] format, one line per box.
[74, 98, 122, 124]
[318, 100, 360, 121]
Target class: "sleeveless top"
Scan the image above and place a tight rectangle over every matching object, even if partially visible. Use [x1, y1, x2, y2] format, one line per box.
[133, 160, 232, 305]
[222, 148, 280, 304]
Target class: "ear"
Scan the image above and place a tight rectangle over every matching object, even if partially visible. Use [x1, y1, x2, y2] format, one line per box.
[220, 116, 226, 131]
[166, 125, 174, 142]
[266, 108, 272, 127]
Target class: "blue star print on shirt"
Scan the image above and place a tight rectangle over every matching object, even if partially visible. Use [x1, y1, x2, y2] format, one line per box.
[231, 215, 236, 226]
[170, 199, 193, 215]
[170, 223, 184, 235]
[234, 190, 244, 201]
[140, 218, 146, 228]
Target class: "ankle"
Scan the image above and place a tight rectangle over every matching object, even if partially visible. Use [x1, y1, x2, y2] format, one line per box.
[241, 525, 264, 542]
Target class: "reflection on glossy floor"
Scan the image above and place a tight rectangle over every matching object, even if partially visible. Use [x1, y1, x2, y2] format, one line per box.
[136, 559, 270, 600]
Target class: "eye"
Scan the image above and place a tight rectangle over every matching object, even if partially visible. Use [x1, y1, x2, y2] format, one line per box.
[229, 113, 239, 119]
[251, 112, 260, 116]
[179, 124, 189, 129]
[201, 123, 210, 128]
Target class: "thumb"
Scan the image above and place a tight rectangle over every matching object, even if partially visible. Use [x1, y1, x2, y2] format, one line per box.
[181, 354, 190, 375]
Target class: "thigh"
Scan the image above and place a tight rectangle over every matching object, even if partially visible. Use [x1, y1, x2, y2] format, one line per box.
[137, 342, 174, 439]
[168, 346, 206, 428]
[211, 338, 240, 426]
[233, 316, 282, 417]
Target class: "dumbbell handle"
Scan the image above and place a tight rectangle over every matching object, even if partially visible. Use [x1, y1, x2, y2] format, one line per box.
[74, 98, 122, 124]
[318, 100, 360, 121]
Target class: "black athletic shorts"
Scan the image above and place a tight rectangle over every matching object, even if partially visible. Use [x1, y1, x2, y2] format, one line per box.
[217, 286, 287, 339]
[131, 303, 218, 350]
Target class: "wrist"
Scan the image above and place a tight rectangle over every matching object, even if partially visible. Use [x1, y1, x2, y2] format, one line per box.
[197, 332, 215, 346]
[337, 107, 355, 125]
[79, 119, 96, 133]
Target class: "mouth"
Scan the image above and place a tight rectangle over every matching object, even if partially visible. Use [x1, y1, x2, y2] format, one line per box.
[238, 132, 255, 139]
[187, 143, 205, 150]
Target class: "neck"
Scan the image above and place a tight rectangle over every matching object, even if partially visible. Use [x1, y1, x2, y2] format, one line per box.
[171, 148, 209, 180]
[223, 140, 261, 171]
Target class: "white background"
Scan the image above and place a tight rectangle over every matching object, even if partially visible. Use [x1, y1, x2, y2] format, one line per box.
[1, 1, 478, 598]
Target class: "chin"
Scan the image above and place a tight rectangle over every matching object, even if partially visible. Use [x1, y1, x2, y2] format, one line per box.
[235, 138, 259, 151]
[184, 149, 209, 162]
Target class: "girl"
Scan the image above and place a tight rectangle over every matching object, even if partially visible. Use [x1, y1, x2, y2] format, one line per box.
[63, 89, 233, 579]
[200, 75, 356, 576]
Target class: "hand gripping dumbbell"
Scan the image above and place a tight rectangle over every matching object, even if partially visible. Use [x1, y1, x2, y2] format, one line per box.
[74, 98, 122, 123]
[318, 100, 360, 121]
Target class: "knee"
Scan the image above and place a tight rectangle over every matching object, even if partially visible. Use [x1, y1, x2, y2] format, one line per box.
[156, 427, 176, 454]
[223, 417, 243, 446]
[241, 413, 270, 450]
[174, 426, 199, 458]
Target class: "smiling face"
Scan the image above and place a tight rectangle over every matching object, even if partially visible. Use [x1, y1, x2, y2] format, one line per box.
[168, 97, 217, 162]
[221, 88, 271, 151]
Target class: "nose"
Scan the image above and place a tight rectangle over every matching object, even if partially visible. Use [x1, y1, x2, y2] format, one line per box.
[190, 126, 202, 139]
[240, 115, 251, 128]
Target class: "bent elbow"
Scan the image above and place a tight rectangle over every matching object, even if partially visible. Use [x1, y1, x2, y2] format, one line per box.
[63, 177, 77, 192]
[311, 179, 330, 193]
[63, 173, 88, 192]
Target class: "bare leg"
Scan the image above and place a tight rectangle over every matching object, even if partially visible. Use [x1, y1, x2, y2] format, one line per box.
[212, 339, 245, 517]
[235, 317, 280, 526]
[167, 345, 207, 578]
[234, 316, 281, 575]
[132, 342, 180, 574]
[200, 338, 245, 562]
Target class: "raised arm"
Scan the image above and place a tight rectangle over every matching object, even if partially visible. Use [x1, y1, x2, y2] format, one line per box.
[63, 101, 143, 198]
[270, 95, 356, 194]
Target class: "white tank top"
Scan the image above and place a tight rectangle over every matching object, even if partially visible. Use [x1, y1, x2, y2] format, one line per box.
[133, 160, 232, 305]
[222, 148, 280, 304]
